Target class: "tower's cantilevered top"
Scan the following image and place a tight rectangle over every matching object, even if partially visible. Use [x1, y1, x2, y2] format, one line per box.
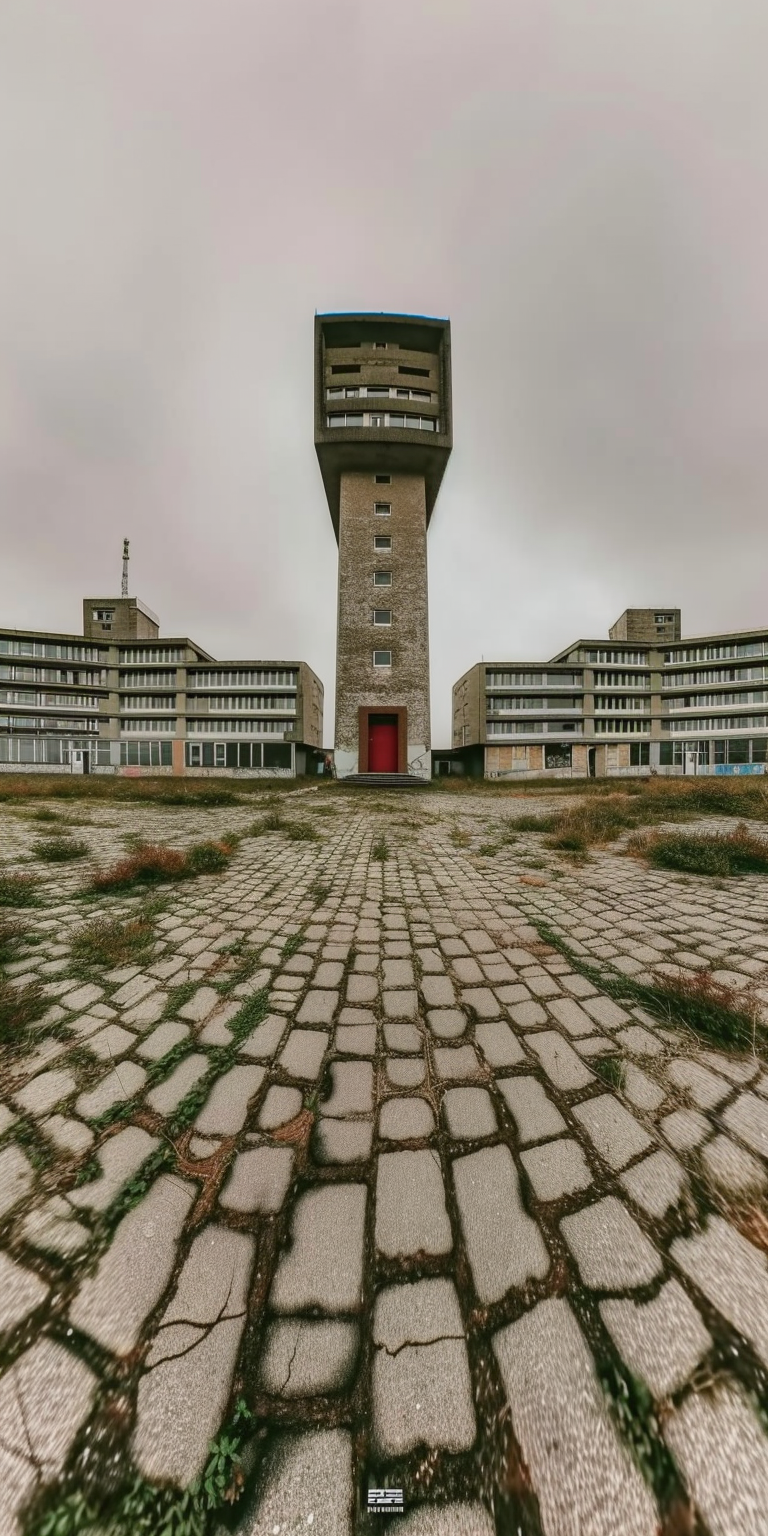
[314, 312, 452, 541]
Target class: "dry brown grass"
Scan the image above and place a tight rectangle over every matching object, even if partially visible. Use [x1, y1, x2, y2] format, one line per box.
[89, 838, 237, 893]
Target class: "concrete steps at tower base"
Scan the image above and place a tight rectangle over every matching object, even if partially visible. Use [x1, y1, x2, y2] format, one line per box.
[339, 773, 429, 789]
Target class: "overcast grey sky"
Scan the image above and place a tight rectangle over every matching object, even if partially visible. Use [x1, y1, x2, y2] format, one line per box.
[2, 0, 767, 743]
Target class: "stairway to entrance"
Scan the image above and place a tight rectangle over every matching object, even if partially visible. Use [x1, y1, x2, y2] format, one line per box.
[340, 773, 429, 789]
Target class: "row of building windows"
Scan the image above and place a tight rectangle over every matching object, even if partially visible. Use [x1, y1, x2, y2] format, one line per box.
[121, 718, 176, 732]
[120, 695, 177, 710]
[486, 720, 583, 736]
[186, 670, 298, 688]
[327, 413, 438, 432]
[120, 741, 173, 767]
[662, 666, 768, 687]
[0, 666, 107, 686]
[119, 648, 188, 664]
[659, 739, 768, 765]
[119, 670, 177, 687]
[487, 697, 582, 712]
[186, 719, 294, 735]
[663, 691, 768, 711]
[185, 741, 293, 769]
[593, 697, 651, 712]
[0, 639, 107, 661]
[0, 736, 98, 764]
[592, 671, 651, 689]
[666, 715, 768, 734]
[327, 385, 434, 402]
[0, 690, 101, 710]
[485, 672, 581, 689]
[665, 641, 768, 663]
[584, 650, 649, 666]
[0, 714, 99, 732]
[594, 718, 651, 734]
[188, 696, 297, 712]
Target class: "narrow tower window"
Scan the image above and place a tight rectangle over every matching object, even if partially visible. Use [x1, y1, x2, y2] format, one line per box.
[375, 473, 391, 484]
[374, 535, 392, 551]
[373, 610, 392, 626]
[374, 502, 391, 516]
[373, 651, 392, 668]
[374, 571, 392, 586]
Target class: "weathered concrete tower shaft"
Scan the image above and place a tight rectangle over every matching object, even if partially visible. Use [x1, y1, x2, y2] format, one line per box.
[314, 313, 452, 778]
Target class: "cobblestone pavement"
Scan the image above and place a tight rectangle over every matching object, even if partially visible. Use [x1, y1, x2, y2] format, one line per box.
[1, 787, 768, 1536]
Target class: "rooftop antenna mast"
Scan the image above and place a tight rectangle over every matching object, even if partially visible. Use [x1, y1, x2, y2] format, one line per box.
[121, 539, 129, 598]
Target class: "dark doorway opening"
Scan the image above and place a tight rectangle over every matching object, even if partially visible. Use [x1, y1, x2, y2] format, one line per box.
[368, 714, 399, 773]
[588, 748, 596, 778]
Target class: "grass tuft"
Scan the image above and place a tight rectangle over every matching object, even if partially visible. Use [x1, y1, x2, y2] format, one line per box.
[88, 838, 236, 893]
[35, 836, 90, 863]
[0, 978, 47, 1048]
[0, 917, 29, 966]
[371, 834, 389, 862]
[0, 869, 42, 907]
[70, 913, 156, 970]
[628, 823, 768, 877]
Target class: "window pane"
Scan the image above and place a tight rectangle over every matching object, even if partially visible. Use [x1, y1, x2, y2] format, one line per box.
[264, 742, 291, 768]
[374, 571, 392, 586]
[373, 610, 391, 625]
[373, 650, 392, 667]
[374, 536, 391, 550]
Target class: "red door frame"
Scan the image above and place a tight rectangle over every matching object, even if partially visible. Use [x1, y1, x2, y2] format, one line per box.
[358, 706, 408, 773]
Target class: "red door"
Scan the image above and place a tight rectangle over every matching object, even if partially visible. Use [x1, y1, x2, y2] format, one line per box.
[368, 715, 398, 772]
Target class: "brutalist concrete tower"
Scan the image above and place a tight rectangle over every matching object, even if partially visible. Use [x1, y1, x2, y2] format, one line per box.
[315, 312, 452, 778]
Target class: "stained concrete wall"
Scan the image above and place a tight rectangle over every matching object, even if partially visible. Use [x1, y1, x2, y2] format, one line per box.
[335, 470, 430, 776]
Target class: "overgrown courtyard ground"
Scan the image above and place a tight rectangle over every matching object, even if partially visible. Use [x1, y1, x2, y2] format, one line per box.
[1, 775, 768, 1536]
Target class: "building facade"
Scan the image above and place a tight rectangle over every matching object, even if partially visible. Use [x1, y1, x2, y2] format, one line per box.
[0, 594, 323, 776]
[315, 312, 452, 778]
[453, 608, 768, 779]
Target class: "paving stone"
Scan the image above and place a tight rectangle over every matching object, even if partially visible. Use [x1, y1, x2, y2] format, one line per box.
[508, 999, 548, 1027]
[379, 1097, 434, 1140]
[136, 1019, 190, 1060]
[278, 1028, 329, 1081]
[421, 975, 456, 1007]
[722, 1091, 768, 1160]
[475, 1020, 526, 1067]
[619, 1149, 688, 1218]
[453, 1144, 549, 1301]
[493, 1298, 658, 1536]
[241, 1429, 353, 1536]
[146, 1053, 209, 1115]
[549, 996, 602, 1037]
[122, 990, 167, 1028]
[219, 1146, 294, 1213]
[13, 1068, 76, 1116]
[283, 952, 313, 974]
[259, 1084, 304, 1129]
[297, 989, 339, 1025]
[622, 1063, 666, 1113]
[672, 1217, 768, 1369]
[667, 1058, 730, 1110]
[0, 1144, 35, 1219]
[21, 1194, 90, 1257]
[525, 1031, 595, 1091]
[62, 982, 103, 1011]
[433, 1044, 481, 1080]
[383, 958, 415, 988]
[86, 1023, 138, 1061]
[237, 1013, 288, 1059]
[178, 985, 220, 1022]
[397, 1503, 495, 1536]
[258, 1318, 359, 1397]
[133, 1226, 254, 1485]
[497, 1075, 567, 1144]
[580, 995, 631, 1030]
[75, 1060, 146, 1120]
[347, 974, 378, 1004]
[372, 1278, 475, 1455]
[703, 1133, 767, 1196]
[521, 1137, 593, 1201]
[0, 1339, 96, 1536]
[270, 1183, 367, 1313]
[315, 1118, 374, 1163]
[601, 1279, 711, 1399]
[383, 988, 418, 1018]
[442, 1086, 497, 1139]
[460, 986, 501, 1019]
[661, 1107, 710, 1150]
[384, 1022, 421, 1052]
[69, 1174, 196, 1353]
[386, 1057, 426, 1087]
[40, 1114, 94, 1155]
[0, 1250, 48, 1334]
[663, 1385, 768, 1536]
[562, 1196, 662, 1289]
[572, 1093, 653, 1169]
[615, 1024, 664, 1058]
[322, 1059, 374, 1116]
[338, 1005, 376, 1025]
[375, 1150, 452, 1258]
[426, 1007, 467, 1039]
[68, 1125, 159, 1212]
[335, 1023, 377, 1055]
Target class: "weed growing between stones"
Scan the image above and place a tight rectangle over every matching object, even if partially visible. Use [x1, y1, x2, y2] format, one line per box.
[592, 1056, 625, 1090]
[0, 916, 30, 964]
[35, 837, 90, 863]
[628, 824, 768, 877]
[247, 803, 285, 835]
[28, 1399, 254, 1536]
[507, 815, 558, 833]
[309, 879, 332, 906]
[165, 980, 198, 1017]
[0, 977, 47, 1049]
[449, 823, 471, 847]
[0, 868, 42, 906]
[284, 820, 320, 842]
[165, 989, 270, 1135]
[100, 1146, 175, 1236]
[281, 926, 307, 960]
[70, 913, 156, 970]
[88, 839, 237, 894]
[535, 923, 765, 1057]
[372, 834, 389, 862]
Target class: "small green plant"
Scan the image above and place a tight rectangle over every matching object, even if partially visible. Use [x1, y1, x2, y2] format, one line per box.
[88, 838, 236, 893]
[309, 879, 332, 906]
[32, 807, 61, 823]
[508, 814, 558, 832]
[0, 978, 46, 1048]
[248, 803, 285, 835]
[372, 834, 389, 862]
[449, 823, 471, 847]
[285, 820, 320, 842]
[477, 843, 499, 857]
[35, 836, 90, 863]
[0, 917, 29, 966]
[70, 913, 156, 970]
[164, 979, 198, 1016]
[629, 824, 768, 877]
[593, 1055, 625, 1090]
[0, 869, 42, 907]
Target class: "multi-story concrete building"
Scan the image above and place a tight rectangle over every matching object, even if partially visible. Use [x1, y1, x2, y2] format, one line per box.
[452, 608, 768, 779]
[0, 592, 323, 776]
[315, 312, 452, 778]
